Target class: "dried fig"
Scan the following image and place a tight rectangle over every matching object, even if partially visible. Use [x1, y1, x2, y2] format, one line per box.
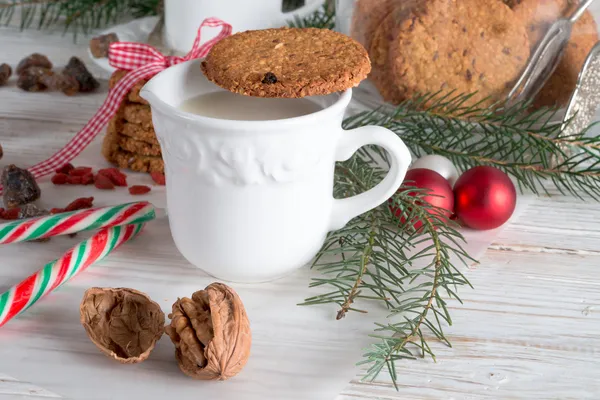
[2, 164, 41, 208]
[165, 283, 251, 380]
[80, 287, 165, 364]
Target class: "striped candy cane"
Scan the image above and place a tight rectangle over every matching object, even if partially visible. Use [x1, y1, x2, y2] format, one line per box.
[0, 223, 145, 327]
[0, 201, 155, 244]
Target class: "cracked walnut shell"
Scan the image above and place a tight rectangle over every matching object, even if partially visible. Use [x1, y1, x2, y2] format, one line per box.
[80, 287, 165, 364]
[165, 283, 251, 380]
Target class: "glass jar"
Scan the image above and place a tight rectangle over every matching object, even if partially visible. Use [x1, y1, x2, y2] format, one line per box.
[335, 0, 600, 112]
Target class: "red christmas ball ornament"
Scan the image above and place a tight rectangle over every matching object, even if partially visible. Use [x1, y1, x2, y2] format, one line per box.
[454, 166, 516, 230]
[391, 168, 454, 230]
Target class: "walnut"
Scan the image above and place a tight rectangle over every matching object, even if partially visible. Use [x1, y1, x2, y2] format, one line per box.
[165, 283, 251, 380]
[80, 287, 165, 364]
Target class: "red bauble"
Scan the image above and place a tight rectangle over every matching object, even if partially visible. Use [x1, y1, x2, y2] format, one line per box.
[454, 166, 516, 230]
[391, 168, 454, 229]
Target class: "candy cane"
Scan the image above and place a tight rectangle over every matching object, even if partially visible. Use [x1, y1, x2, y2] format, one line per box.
[0, 223, 145, 327]
[0, 201, 155, 244]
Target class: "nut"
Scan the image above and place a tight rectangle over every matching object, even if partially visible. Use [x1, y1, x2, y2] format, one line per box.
[165, 283, 251, 380]
[80, 287, 165, 364]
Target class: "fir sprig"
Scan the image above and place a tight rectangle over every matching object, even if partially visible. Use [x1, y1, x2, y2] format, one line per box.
[306, 150, 473, 389]
[287, 3, 335, 30]
[0, 0, 160, 38]
[0, 0, 324, 36]
[309, 92, 599, 388]
[353, 92, 600, 199]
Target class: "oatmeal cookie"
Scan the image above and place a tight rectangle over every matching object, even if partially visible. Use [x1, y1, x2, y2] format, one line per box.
[109, 69, 149, 105]
[117, 134, 162, 157]
[201, 27, 371, 98]
[112, 150, 164, 174]
[351, 0, 396, 50]
[510, 0, 598, 107]
[368, 0, 420, 104]
[120, 122, 161, 145]
[122, 103, 153, 129]
[374, 0, 530, 107]
[369, 0, 529, 104]
[103, 126, 164, 173]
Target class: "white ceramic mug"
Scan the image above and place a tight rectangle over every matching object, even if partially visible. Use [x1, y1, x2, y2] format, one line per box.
[165, 0, 324, 53]
[141, 59, 411, 283]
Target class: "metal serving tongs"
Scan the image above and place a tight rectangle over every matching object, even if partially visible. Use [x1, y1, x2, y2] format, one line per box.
[506, 0, 596, 107]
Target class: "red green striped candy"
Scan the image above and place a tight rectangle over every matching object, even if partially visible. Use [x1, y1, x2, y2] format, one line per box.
[0, 223, 145, 327]
[0, 201, 155, 244]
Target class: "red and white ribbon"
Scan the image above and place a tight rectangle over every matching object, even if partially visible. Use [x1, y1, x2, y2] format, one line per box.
[0, 18, 232, 194]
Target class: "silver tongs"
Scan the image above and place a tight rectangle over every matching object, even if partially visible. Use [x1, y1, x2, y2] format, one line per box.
[506, 0, 596, 107]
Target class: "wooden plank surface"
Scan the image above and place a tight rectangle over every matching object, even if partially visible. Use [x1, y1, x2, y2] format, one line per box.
[1, 16, 599, 400]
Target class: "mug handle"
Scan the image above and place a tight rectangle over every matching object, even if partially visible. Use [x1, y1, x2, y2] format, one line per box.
[329, 126, 412, 231]
[279, 0, 324, 18]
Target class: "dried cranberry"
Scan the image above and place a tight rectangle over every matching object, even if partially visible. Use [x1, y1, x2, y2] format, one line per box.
[128, 185, 151, 195]
[65, 197, 94, 212]
[98, 168, 127, 187]
[2, 208, 20, 220]
[94, 173, 115, 190]
[81, 172, 94, 185]
[150, 172, 166, 186]
[51, 173, 68, 185]
[66, 175, 82, 185]
[69, 167, 93, 177]
[55, 163, 75, 174]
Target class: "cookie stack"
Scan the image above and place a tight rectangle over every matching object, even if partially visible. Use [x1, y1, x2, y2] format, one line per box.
[353, 0, 531, 108]
[352, 0, 598, 109]
[102, 70, 164, 174]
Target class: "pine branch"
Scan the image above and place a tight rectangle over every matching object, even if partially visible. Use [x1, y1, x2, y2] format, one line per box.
[344, 92, 600, 200]
[303, 152, 473, 389]
[0, 0, 160, 38]
[287, 4, 335, 30]
[303, 90, 600, 389]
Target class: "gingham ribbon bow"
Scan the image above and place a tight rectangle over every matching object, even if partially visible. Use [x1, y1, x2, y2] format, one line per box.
[2, 18, 232, 194]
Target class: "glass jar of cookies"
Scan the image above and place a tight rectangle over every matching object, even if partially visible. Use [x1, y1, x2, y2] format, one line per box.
[336, 0, 600, 111]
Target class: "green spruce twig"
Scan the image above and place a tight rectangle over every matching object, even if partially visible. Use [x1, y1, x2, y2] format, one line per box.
[304, 152, 473, 389]
[287, 3, 335, 30]
[345, 92, 600, 200]
[305, 89, 600, 389]
[0, 0, 160, 38]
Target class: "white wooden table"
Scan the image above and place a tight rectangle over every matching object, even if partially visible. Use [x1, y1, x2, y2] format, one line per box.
[1, 23, 599, 400]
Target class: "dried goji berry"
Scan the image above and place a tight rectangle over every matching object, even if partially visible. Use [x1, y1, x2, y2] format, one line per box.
[97, 168, 116, 177]
[128, 185, 151, 195]
[69, 166, 93, 176]
[66, 175, 82, 185]
[94, 173, 114, 190]
[150, 172, 166, 186]
[51, 173, 68, 185]
[50, 208, 64, 214]
[55, 163, 74, 175]
[81, 172, 94, 185]
[98, 167, 127, 186]
[2, 208, 20, 220]
[65, 197, 94, 212]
